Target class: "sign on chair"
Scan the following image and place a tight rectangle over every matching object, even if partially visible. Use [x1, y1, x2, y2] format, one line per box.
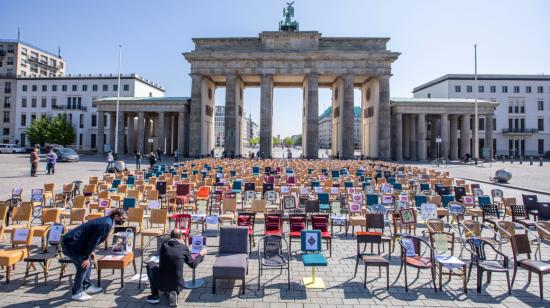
[13, 228, 31, 243]
[303, 231, 321, 251]
[283, 196, 296, 210]
[48, 224, 64, 244]
[148, 200, 160, 209]
[420, 203, 437, 220]
[400, 208, 417, 224]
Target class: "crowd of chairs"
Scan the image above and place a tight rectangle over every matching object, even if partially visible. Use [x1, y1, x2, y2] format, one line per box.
[0, 158, 549, 300]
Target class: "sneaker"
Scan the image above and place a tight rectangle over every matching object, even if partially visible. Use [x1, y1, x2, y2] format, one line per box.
[71, 292, 92, 301]
[85, 285, 102, 294]
[169, 291, 178, 307]
[146, 295, 160, 304]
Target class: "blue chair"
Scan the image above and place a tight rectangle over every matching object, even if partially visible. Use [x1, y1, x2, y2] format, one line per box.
[308, 168, 314, 175]
[478, 195, 492, 208]
[366, 194, 379, 206]
[123, 197, 136, 210]
[441, 195, 455, 208]
[331, 170, 340, 180]
[311, 181, 320, 188]
[419, 183, 431, 192]
[344, 181, 354, 189]
[192, 170, 199, 175]
[387, 177, 396, 185]
[301, 230, 327, 288]
[317, 192, 330, 212]
[230, 170, 237, 177]
[252, 166, 260, 176]
[108, 179, 122, 192]
[392, 183, 402, 191]
[415, 195, 428, 209]
[126, 176, 135, 187]
[232, 180, 242, 194]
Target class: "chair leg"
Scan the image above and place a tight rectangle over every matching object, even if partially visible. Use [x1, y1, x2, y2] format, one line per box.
[511, 267, 517, 289]
[242, 278, 245, 294]
[431, 266, 437, 292]
[404, 264, 408, 292]
[212, 278, 216, 294]
[505, 270, 511, 295]
[258, 265, 261, 290]
[539, 273, 543, 299]
[386, 265, 389, 290]
[364, 264, 367, 289]
[476, 268, 482, 293]
[354, 257, 359, 277]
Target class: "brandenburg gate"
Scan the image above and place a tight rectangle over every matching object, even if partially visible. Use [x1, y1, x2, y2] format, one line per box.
[183, 31, 400, 159]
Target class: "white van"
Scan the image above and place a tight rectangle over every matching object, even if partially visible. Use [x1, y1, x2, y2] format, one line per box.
[0, 144, 27, 154]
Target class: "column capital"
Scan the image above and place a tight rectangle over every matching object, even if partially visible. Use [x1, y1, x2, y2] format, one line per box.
[260, 74, 273, 80]
[342, 74, 354, 83]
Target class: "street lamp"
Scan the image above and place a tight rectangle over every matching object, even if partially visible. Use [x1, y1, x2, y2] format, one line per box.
[473, 44, 479, 160]
[114, 45, 122, 158]
[436, 136, 442, 167]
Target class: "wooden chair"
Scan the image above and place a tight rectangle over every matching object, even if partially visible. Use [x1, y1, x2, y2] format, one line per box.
[510, 233, 550, 299]
[0, 227, 33, 283]
[354, 232, 389, 290]
[396, 235, 437, 292]
[66, 208, 87, 231]
[4, 204, 32, 235]
[24, 224, 65, 283]
[32, 208, 62, 249]
[140, 209, 168, 249]
[219, 199, 237, 225]
[54, 183, 75, 207]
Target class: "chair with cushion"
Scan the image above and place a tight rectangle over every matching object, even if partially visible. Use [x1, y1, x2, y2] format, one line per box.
[172, 213, 192, 243]
[237, 212, 256, 251]
[264, 213, 282, 237]
[311, 214, 332, 257]
[0, 227, 33, 283]
[522, 194, 539, 217]
[465, 237, 511, 294]
[429, 231, 467, 293]
[354, 232, 389, 290]
[288, 213, 307, 254]
[396, 235, 437, 292]
[317, 192, 331, 213]
[212, 226, 249, 294]
[257, 235, 290, 290]
[510, 233, 550, 299]
[300, 229, 328, 289]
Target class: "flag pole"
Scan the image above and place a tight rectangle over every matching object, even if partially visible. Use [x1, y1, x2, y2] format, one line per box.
[473, 44, 479, 160]
[114, 45, 122, 156]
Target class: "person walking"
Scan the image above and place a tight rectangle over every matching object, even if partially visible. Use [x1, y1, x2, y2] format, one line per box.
[105, 151, 114, 172]
[174, 148, 179, 162]
[135, 150, 142, 170]
[46, 149, 57, 175]
[149, 152, 156, 169]
[61, 208, 128, 301]
[30, 147, 39, 177]
[157, 148, 162, 162]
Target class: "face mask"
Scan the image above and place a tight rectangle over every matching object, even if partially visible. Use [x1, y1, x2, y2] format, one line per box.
[115, 219, 125, 225]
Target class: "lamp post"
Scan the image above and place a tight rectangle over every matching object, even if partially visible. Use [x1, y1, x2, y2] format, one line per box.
[436, 136, 442, 168]
[114, 45, 122, 158]
[473, 44, 479, 160]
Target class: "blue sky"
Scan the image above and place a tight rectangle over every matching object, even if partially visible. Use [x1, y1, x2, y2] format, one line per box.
[2, 0, 549, 137]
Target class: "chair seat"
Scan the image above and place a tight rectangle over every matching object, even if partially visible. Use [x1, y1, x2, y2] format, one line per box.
[362, 255, 389, 266]
[405, 256, 432, 268]
[349, 216, 366, 226]
[97, 252, 134, 269]
[0, 248, 28, 266]
[320, 231, 331, 239]
[319, 204, 330, 211]
[24, 252, 58, 262]
[466, 208, 483, 217]
[141, 228, 164, 237]
[260, 255, 288, 267]
[479, 260, 508, 272]
[519, 259, 550, 273]
[516, 219, 536, 228]
[3, 225, 29, 234]
[264, 230, 282, 236]
[289, 231, 302, 238]
[32, 225, 50, 237]
[219, 214, 236, 221]
[302, 253, 327, 267]
[213, 253, 248, 278]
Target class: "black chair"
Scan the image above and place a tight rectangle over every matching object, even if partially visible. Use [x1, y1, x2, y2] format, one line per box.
[454, 186, 466, 202]
[435, 185, 451, 196]
[511, 204, 537, 229]
[366, 213, 392, 259]
[537, 202, 550, 221]
[481, 202, 501, 229]
[156, 181, 167, 205]
[354, 232, 389, 290]
[24, 223, 65, 283]
[465, 237, 511, 294]
[522, 194, 539, 217]
[305, 199, 320, 218]
[257, 235, 290, 290]
[262, 183, 274, 196]
[212, 227, 249, 294]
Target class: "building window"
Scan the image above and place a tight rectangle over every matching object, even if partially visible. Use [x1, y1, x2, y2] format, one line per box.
[31, 97, 37, 108]
[538, 118, 544, 131]
[7, 57, 13, 65]
[79, 134, 83, 146]
[454, 85, 461, 92]
[72, 85, 77, 91]
[4, 96, 10, 108]
[478, 85, 484, 93]
[51, 97, 57, 107]
[31, 114, 36, 122]
[42, 85, 47, 92]
[82, 85, 88, 91]
[539, 139, 545, 155]
[4, 82, 11, 94]
[22, 97, 27, 108]
[102, 84, 108, 91]
[113, 84, 118, 91]
[103, 114, 107, 127]
[502, 86, 508, 93]
[538, 100, 545, 111]
[490, 85, 496, 93]
[52, 85, 57, 92]
[123, 84, 129, 91]
[538, 86, 544, 93]
[493, 118, 496, 131]
[513, 86, 520, 93]
[92, 84, 98, 91]
[91, 114, 97, 127]
[526, 86, 532, 93]
[41, 97, 47, 108]
[466, 85, 472, 93]
[21, 114, 26, 126]
[3, 111, 9, 123]
[79, 114, 84, 129]
[427, 93, 431, 98]
[3, 128, 9, 136]
[62, 85, 67, 91]
[32, 85, 37, 92]
[91, 134, 96, 148]
[22, 85, 27, 92]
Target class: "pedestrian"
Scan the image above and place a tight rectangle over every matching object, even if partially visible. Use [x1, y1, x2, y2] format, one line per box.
[30, 147, 39, 177]
[135, 150, 142, 170]
[105, 151, 114, 172]
[211, 148, 215, 158]
[61, 208, 128, 301]
[149, 152, 156, 169]
[174, 148, 179, 162]
[157, 148, 162, 162]
[47, 149, 57, 175]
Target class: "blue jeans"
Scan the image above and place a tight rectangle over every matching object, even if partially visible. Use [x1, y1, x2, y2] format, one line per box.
[69, 255, 93, 295]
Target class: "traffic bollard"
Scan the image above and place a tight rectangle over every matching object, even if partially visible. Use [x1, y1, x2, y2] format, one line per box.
[541, 157, 544, 166]
[530, 156, 533, 165]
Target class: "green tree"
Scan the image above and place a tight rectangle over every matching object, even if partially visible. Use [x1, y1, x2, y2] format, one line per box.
[294, 135, 302, 146]
[26, 116, 50, 146]
[49, 114, 76, 145]
[248, 136, 260, 147]
[283, 137, 294, 148]
[273, 136, 281, 146]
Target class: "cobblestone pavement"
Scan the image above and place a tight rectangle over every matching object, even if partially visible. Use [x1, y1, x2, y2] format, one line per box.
[1, 154, 550, 307]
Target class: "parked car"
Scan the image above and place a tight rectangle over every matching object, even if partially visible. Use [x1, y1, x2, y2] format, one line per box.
[52, 147, 80, 162]
[0, 144, 27, 154]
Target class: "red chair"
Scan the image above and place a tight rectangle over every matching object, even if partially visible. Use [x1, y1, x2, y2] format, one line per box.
[286, 176, 296, 186]
[265, 176, 275, 184]
[237, 212, 256, 252]
[264, 213, 282, 236]
[172, 213, 192, 242]
[288, 213, 306, 254]
[311, 214, 332, 257]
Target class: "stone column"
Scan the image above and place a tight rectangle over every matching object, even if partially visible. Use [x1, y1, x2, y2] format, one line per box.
[116, 111, 125, 154]
[485, 114, 494, 159]
[417, 113, 427, 161]
[377, 76, 391, 160]
[178, 112, 185, 156]
[224, 74, 237, 157]
[393, 112, 403, 161]
[158, 111, 165, 153]
[460, 114, 471, 158]
[189, 74, 203, 157]
[449, 115, 459, 160]
[403, 116, 410, 159]
[126, 115, 134, 155]
[260, 74, 273, 158]
[137, 112, 145, 153]
[109, 112, 116, 148]
[305, 73, 319, 159]
[409, 115, 417, 160]
[342, 74, 354, 159]
[440, 113, 449, 159]
[97, 111, 105, 152]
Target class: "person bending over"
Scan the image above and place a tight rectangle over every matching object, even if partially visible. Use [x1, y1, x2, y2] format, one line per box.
[146, 229, 207, 306]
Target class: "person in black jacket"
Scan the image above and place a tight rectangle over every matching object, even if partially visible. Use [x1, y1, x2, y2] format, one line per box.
[61, 208, 127, 301]
[146, 229, 206, 306]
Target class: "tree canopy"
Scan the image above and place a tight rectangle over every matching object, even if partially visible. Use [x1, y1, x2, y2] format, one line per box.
[26, 114, 76, 146]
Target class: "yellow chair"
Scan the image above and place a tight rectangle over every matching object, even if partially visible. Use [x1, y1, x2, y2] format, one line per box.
[4, 204, 32, 235]
[32, 208, 62, 249]
[140, 209, 168, 249]
[0, 227, 33, 283]
[66, 208, 87, 231]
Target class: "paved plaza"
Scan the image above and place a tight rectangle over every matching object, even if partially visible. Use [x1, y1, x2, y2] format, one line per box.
[0, 154, 550, 307]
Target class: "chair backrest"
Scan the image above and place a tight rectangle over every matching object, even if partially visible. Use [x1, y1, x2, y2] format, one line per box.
[70, 208, 87, 224]
[148, 190, 159, 200]
[176, 183, 190, 196]
[366, 194, 379, 205]
[305, 199, 320, 213]
[127, 207, 144, 226]
[426, 218, 444, 233]
[441, 195, 455, 208]
[222, 199, 237, 213]
[197, 186, 210, 198]
[317, 192, 329, 204]
[415, 195, 428, 208]
[11, 227, 33, 246]
[537, 202, 550, 221]
[237, 212, 255, 229]
[496, 221, 515, 240]
[522, 194, 538, 210]
[42, 208, 62, 224]
[454, 186, 466, 197]
[0, 204, 8, 226]
[251, 199, 266, 213]
[301, 229, 322, 252]
[511, 204, 529, 221]
[219, 226, 248, 254]
[510, 233, 531, 260]
[289, 214, 306, 232]
[11, 204, 32, 224]
[149, 208, 168, 226]
[366, 213, 385, 230]
[73, 195, 86, 208]
[429, 231, 455, 255]
[264, 213, 282, 231]
[310, 214, 329, 232]
[478, 195, 492, 208]
[46, 223, 65, 247]
[462, 220, 481, 237]
[156, 181, 167, 194]
[123, 197, 137, 210]
[173, 213, 191, 231]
